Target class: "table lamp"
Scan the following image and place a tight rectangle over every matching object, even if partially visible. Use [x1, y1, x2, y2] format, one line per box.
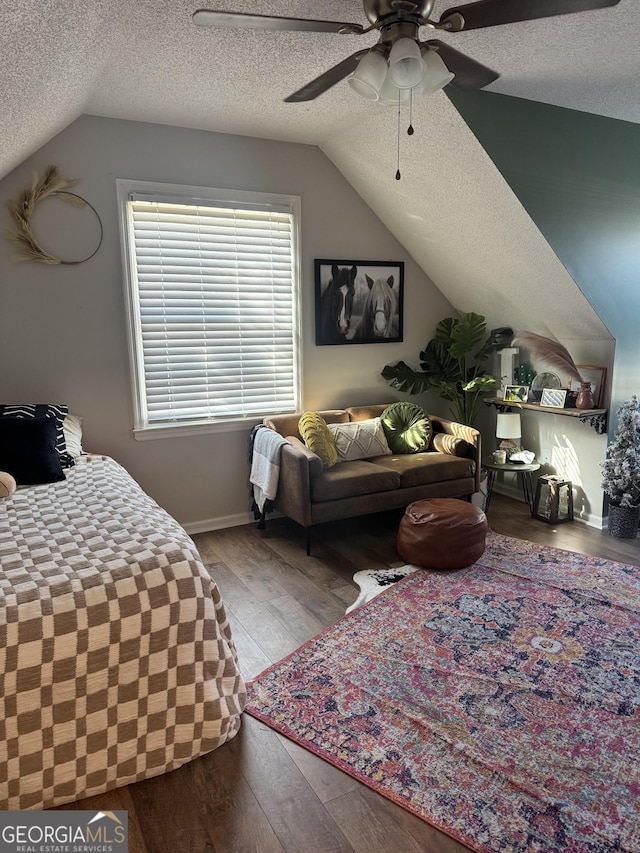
[496, 413, 521, 454]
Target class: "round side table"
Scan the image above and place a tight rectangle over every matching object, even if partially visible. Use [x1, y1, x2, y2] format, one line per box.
[482, 456, 541, 513]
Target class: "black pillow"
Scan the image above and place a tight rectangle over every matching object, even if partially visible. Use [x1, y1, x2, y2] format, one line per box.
[0, 417, 66, 485]
[0, 404, 74, 468]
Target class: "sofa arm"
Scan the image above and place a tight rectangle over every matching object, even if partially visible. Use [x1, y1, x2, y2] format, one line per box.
[283, 436, 324, 478]
[272, 436, 322, 528]
[428, 415, 482, 493]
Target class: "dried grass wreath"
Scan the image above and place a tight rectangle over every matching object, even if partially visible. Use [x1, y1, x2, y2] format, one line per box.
[5, 165, 103, 265]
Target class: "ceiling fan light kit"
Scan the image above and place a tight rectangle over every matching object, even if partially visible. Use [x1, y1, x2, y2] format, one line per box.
[347, 42, 455, 104]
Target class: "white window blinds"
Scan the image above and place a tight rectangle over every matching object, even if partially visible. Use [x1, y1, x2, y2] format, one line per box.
[120, 185, 300, 431]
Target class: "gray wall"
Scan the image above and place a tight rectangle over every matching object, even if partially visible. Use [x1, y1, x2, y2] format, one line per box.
[449, 88, 640, 420]
[0, 115, 453, 530]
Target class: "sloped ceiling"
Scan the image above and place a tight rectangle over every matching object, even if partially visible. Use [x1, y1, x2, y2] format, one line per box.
[321, 93, 609, 340]
[1, 0, 635, 340]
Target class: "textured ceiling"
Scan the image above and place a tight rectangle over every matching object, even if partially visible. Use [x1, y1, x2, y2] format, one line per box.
[1, 0, 632, 342]
[1, 0, 636, 177]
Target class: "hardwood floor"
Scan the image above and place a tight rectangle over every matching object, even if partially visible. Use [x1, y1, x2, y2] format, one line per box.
[69, 496, 640, 852]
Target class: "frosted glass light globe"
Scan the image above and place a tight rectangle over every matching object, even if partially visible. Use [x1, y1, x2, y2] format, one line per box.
[388, 38, 425, 89]
[414, 49, 455, 96]
[348, 50, 388, 100]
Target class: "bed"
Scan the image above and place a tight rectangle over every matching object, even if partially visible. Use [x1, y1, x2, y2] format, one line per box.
[0, 452, 246, 810]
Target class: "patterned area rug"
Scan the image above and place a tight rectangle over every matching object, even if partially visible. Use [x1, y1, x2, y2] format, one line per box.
[245, 532, 640, 853]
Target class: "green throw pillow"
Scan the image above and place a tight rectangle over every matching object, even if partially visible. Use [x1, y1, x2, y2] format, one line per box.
[298, 412, 338, 468]
[381, 402, 432, 454]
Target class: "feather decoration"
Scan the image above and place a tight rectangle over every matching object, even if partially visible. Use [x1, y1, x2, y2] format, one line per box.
[511, 331, 583, 385]
[5, 165, 80, 264]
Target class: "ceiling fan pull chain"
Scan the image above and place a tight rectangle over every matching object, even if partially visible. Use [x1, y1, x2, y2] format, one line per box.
[407, 88, 414, 136]
[395, 91, 401, 181]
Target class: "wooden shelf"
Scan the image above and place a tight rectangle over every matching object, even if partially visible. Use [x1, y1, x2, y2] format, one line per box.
[484, 397, 607, 435]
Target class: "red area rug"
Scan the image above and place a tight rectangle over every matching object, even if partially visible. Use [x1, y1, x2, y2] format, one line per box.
[245, 532, 640, 852]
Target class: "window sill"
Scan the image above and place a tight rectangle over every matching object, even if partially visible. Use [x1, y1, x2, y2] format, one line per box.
[133, 417, 263, 440]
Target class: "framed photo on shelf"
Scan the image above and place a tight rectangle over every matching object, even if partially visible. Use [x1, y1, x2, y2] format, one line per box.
[540, 388, 567, 409]
[570, 366, 607, 408]
[528, 371, 561, 403]
[315, 259, 404, 346]
[503, 385, 529, 403]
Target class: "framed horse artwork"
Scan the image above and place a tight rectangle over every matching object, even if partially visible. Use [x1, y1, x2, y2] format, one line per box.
[314, 259, 404, 346]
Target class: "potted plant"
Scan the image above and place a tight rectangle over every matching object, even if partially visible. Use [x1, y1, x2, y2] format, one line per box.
[381, 312, 512, 426]
[601, 395, 640, 538]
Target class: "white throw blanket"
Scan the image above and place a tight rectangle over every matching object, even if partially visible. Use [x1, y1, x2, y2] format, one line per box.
[250, 426, 288, 515]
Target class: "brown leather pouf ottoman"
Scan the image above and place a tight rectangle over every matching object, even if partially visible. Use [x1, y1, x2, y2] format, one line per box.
[397, 498, 488, 570]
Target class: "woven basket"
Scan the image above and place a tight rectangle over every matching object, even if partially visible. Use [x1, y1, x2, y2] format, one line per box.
[608, 504, 640, 539]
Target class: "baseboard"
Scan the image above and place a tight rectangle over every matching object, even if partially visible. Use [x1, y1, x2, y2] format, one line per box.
[183, 512, 254, 535]
[492, 483, 604, 530]
[183, 496, 606, 535]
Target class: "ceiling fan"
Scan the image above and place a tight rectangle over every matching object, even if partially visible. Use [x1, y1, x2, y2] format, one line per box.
[192, 0, 621, 103]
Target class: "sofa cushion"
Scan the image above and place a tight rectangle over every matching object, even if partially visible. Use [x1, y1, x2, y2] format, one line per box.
[265, 410, 348, 439]
[346, 404, 389, 422]
[370, 452, 475, 489]
[311, 460, 401, 503]
[328, 418, 391, 461]
[299, 412, 338, 468]
[381, 402, 432, 454]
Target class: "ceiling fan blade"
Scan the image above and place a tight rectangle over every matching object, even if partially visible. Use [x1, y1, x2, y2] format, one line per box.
[425, 40, 499, 90]
[438, 0, 621, 31]
[284, 50, 369, 102]
[192, 9, 364, 34]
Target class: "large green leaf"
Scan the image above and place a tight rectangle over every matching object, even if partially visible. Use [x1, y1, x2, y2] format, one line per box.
[433, 317, 459, 349]
[381, 361, 431, 395]
[448, 313, 487, 361]
[418, 340, 461, 384]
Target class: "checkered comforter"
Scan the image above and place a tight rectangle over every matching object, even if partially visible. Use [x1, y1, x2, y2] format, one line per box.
[0, 455, 246, 810]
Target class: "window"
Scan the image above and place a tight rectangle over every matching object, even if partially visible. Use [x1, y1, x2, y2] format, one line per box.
[117, 180, 301, 437]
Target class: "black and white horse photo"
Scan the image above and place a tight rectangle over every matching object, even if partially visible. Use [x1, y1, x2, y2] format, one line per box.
[315, 260, 403, 346]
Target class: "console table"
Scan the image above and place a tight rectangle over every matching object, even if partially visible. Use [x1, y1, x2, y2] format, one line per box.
[484, 397, 607, 434]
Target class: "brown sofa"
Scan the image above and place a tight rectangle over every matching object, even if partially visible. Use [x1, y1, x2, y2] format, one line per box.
[263, 404, 481, 553]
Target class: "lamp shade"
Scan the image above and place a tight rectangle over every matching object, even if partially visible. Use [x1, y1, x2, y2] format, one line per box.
[496, 413, 522, 439]
[377, 74, 411, 105]
[388, 38, 425, 89]
[415, 48, 455, 96]
[348, 50, 388, 100]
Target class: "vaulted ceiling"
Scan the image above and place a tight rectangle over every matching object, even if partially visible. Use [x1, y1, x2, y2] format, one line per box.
[2, 0, 636, 340]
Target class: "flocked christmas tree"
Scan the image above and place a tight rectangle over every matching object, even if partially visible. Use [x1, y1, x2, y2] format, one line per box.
[600, 396, 640, 509]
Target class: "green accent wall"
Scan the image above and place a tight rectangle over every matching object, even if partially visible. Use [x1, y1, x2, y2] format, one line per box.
[448, 88, 640, 415]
